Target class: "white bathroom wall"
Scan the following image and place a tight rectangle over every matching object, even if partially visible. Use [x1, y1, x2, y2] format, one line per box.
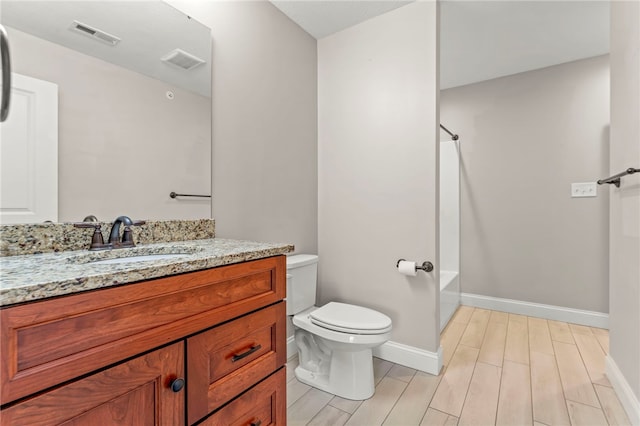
[318, 1, 440, 359]
[608, 2, 640, 421]
[439, 140, 460, 273]
[441, 55, 610, 313]
[168, 0, 318, 254]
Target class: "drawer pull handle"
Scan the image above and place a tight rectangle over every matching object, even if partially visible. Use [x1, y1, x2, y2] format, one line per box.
[231, 344, 262, 362]
[170, 378, 185, 392]
[250, 420, 262, 426]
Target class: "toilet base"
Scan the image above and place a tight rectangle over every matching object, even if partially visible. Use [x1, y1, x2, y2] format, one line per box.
[295, 347, 375, 400]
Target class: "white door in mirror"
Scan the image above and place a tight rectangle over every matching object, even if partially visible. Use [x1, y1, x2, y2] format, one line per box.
[0, 73, 58, 224]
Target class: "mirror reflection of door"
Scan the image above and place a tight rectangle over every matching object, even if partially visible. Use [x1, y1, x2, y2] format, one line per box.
[0, 73, 58, 224]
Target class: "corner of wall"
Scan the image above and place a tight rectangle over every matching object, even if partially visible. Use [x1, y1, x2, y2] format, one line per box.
[605, 355, 640, 425]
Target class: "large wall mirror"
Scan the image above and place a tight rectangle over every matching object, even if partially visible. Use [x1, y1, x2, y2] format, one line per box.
[0, 1, 212, 224]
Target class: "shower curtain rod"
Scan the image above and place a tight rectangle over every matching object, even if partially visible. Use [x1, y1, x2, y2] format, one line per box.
[440, 124, 459, 141]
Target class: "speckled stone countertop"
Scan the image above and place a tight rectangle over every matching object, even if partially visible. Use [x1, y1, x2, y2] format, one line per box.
[0, 219, 216, 256]
[0, 238, 294, 307]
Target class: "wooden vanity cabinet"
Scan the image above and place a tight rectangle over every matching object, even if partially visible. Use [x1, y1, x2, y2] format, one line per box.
[0, 255, 287, 425]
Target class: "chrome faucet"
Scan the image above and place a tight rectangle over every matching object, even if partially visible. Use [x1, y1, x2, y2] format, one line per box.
[74, 215, 145, 250]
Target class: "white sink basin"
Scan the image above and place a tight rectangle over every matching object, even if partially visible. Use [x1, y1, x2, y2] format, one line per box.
[88, 253, 191, 265]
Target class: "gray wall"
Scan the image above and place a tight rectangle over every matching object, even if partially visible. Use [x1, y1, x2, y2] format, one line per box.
[318, 2, 440, 352]
[169, 0, 318, 254]
[8, 27, 211, 223]
[441, 55, 610, 313]
[609, 1, 640, 406]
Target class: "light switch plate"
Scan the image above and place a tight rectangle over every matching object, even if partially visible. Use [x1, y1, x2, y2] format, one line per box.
[571, 182, 597, 198]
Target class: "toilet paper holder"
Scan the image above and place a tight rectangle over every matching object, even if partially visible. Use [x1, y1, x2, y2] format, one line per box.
[396, 259, 434, 273]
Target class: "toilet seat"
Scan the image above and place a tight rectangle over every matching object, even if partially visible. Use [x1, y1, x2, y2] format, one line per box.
[293, 306, 392, 345]
[309, 302, 392, 335]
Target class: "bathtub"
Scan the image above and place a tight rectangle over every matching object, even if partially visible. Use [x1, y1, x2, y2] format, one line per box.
[440, 270, 460, 331]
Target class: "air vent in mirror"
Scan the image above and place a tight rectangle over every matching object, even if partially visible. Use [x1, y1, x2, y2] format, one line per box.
[70, 21, 120, 46]
[161, 48, 206, 70]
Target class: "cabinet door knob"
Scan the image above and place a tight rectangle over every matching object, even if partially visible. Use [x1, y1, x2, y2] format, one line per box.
[250, 420, 262, 426]
[170, 378, 185, 392]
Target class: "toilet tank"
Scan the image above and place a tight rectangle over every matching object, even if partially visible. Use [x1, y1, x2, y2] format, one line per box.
[286, 254, 318, 315]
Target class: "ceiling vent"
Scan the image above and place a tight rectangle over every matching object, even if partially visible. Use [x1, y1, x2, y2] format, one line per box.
[161, 49, 206, 71]
[70, 20, 120, 46]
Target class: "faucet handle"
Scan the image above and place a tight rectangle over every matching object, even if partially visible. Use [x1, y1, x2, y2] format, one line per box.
[121, 220, 146, 246]
[73, 222, 102, 233]
[73, 222, 111, 251]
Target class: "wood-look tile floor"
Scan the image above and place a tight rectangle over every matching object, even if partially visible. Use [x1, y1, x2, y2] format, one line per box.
[286, 306, 631, 426]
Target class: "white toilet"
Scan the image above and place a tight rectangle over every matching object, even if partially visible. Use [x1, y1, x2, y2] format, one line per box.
[287, 254, 392, 400]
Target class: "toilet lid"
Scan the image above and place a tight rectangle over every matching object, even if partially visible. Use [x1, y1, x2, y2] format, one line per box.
[310, 302, 392, 335]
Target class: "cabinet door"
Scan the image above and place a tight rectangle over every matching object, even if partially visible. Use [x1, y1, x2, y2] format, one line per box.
[199, 368, 286, 426]
[187, 302, 286, 424]
[1, 342, 185, 426]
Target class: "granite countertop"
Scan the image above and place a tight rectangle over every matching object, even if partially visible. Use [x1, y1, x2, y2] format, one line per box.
[0, 238, 294, 307]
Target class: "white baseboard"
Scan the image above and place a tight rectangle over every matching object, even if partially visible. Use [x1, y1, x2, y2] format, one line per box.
[460, 293, 609, 329]
[605, 355, 640, 425]
[288, 336, 442, 376]
[373, 341, 442, 376]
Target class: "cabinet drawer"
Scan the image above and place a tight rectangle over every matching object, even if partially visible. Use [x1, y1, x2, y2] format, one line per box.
[1, 342, 185, 426]
[188, 302, 286, 424]
[1, 256, 286, 404]
[199, 368, 285, 426]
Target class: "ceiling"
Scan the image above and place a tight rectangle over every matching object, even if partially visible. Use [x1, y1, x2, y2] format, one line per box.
[270, 0, 412, 39]
[1, 1, 212, 96]
[270, 1, 610, 89]
[4, 1, 609, 92]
